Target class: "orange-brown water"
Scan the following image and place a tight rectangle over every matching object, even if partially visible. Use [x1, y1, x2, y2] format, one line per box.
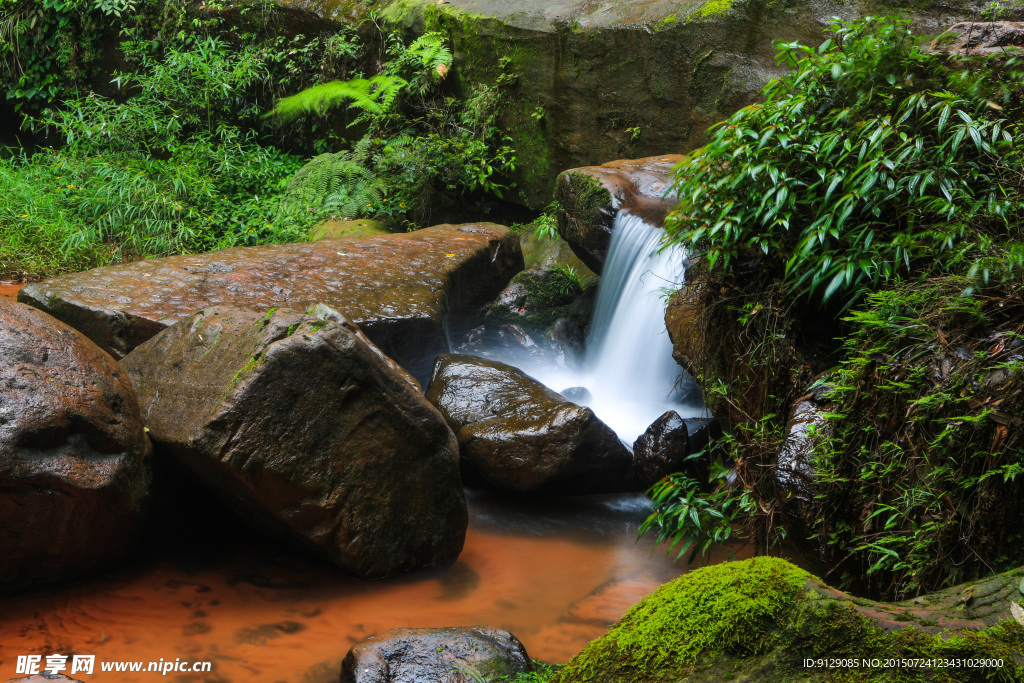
[0, 490, 766, 683]
[0, 282, 20, 301]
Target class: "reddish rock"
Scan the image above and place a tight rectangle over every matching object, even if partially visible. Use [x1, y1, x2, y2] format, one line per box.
[425, 354, 636, 494]
[555, 155, 682, 272]
[18, 223, 523, 382]
[0, 299, 151, 593]
[121, 306, 466, 579]
[341, 626, 531, 683]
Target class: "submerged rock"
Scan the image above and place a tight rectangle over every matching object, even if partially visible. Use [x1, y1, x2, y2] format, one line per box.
[0, 299, 151, 593]
[18, 223, 522, 383]
[426, 354, 637, 494]
[555, 156, 681, 272]
[341, 626, 532, 683]
[121, 306, 466, 579]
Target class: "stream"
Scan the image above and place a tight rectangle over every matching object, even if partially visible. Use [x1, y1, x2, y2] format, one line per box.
[0, 487, 766, 683]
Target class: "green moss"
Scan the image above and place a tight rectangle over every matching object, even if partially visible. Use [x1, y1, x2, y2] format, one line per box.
[696, 0, 734, 18]
[227, 352, 263, 392]
[554, 557, 1024, 683]
[554, 558, 811, 683]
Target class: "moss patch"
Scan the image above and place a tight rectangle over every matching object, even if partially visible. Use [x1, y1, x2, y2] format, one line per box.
[554, 557, 1024, 683]
[553, 557, 811, 682]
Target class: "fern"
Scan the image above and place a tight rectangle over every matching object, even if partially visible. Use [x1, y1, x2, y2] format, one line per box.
[284, 140, 386, 219]
[268, 75, 407, 124]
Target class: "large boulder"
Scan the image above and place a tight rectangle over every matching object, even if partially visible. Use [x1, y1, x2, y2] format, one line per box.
[425, 354, 643, 493]
[341, 626, 532, 683]
[18, 223, 523, 383]
[552, 557, 1024, 683]
[120, 306, 466, 579]
[555, 156, 681, 273]
[0, 299, 151, 593]
[380, 0, 978, 208]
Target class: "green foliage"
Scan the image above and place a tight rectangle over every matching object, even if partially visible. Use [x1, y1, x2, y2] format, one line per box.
[640, 459, 758, 563]
[665, 16, 1024, 306]
[270, 29, 516, 228]
[812, 277, 1024, 599]
[0, 32, 312, 278]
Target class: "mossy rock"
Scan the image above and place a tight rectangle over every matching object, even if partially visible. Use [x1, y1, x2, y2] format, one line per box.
[554, 557, 1024, 682]
[380, 0, 980, 208]
[308, 218, 393, 242]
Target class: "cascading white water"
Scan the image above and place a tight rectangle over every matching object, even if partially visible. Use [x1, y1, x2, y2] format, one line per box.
[507, 211, 703, 443]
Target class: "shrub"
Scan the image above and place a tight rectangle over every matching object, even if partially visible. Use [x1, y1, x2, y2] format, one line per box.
[664, 16, 1024, 307]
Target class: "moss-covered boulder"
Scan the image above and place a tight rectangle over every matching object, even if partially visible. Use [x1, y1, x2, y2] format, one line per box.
[380, 0, 977, 208]
[555, 155, 681, 272]
[554, 557, 1024, 683]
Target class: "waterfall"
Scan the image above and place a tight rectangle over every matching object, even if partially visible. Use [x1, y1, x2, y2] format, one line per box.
[497, 211, 702, 444]
[581, 212, 696, 441]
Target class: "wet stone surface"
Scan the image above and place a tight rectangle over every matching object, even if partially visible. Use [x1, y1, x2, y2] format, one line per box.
[18, 223, 523, 384]
[0, 299, 151, 593]
[121, 306, 467, 580]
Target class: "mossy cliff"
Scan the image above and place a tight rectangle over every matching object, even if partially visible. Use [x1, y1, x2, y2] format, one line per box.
[553, 557, 1024, 683]
[378, 0, 982, 208]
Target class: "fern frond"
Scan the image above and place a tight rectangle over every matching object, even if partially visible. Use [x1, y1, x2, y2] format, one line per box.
[268, 75, 408, 124]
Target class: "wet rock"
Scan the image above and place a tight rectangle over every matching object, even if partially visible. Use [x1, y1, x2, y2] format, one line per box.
[121, 306, 466, 579]
[681, 416, 722, 457]
[775, 399, 829, 537]
[488, 267, 584, 330]
[341, 626, 532, 683]
[426, 354, 637, 494]
[18, 223, 522, 383]
[664, 284, 707, 379]
[547, 318, 586, 368]
[518, 230, 598, 286]
[632, 411, 690, 488]
[559, 386, 592, 405]
[0, 299, 151, 593]
[930, 21, 1024, 55]
[555, 156, 681, 272]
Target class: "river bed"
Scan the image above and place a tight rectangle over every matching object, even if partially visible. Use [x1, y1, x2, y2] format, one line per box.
[0, 488, 765, 683]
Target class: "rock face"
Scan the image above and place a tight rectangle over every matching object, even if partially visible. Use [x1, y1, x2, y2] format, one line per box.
[775, 399, 828, 537]
[0, 299, 151, 593]
[341, 626, 532, 683]
[307, 218, 392, 242]
[120, 306, 466, 579]
[632, 411, 690, 488]
[381, 0, 977, 208]
[555, 156, 681, 272]
[425, 354, 636, 493]
[18, 223, 523, 383]
[930, 20, 1024, 55]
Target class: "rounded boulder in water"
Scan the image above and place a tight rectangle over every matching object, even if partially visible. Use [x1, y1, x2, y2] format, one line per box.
[341, 626, 532, 683]
[0, 299, 152, 593]
[426, 354, 636, 494]
[120, 306, 467, 579]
